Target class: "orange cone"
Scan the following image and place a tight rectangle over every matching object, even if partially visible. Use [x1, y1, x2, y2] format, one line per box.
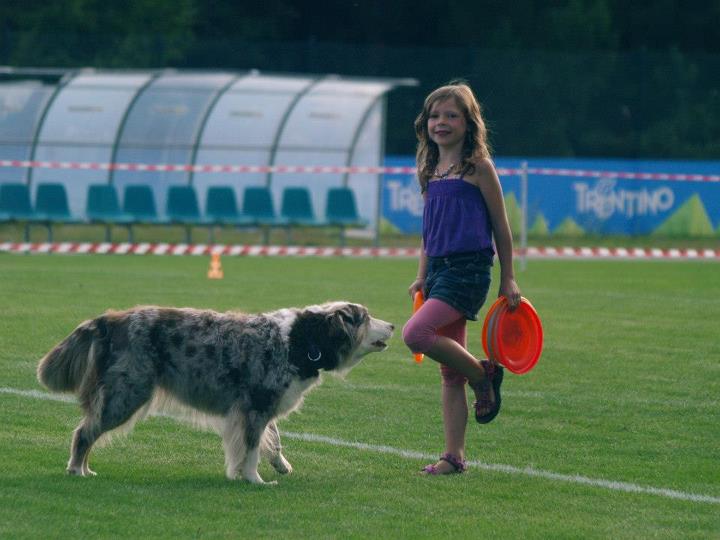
[207, 252, 224, 279]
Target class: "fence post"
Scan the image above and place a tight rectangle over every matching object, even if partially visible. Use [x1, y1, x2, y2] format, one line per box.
[520, 161, 528, 271]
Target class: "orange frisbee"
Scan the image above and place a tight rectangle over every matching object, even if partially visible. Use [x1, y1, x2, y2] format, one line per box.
[412, 290, 424, 363]
[482, 296, 506, 359]
[482, 296, 543, 374]
[485, 302, 503, 365]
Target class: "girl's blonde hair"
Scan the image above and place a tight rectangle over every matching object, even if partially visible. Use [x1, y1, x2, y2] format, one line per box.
[414, 82, 491, 192]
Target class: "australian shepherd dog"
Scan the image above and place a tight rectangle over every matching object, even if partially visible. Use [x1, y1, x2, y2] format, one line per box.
[37, 302, 394, 484]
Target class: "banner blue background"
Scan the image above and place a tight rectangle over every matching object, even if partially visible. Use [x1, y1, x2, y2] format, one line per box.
[382, 156, 720, 236]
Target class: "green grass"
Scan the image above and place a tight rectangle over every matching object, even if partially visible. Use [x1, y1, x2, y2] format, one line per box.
[1, 254, 719, 538]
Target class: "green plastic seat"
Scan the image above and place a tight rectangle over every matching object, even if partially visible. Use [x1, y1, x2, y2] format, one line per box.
[325, 187, 367, 227]
[86, 184, 134, 242]
[0, 183, 34, 221]
[123, 185, 166, 224]
[242, 186, 287, 226]
[206, 186, 252, 226]
[281, 187, 326, 226]
[35, 183, 74, 222]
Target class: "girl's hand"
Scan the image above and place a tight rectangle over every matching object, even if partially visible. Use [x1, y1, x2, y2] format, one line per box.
[408, 278, 425, 299]
[499, 276, 521, 310]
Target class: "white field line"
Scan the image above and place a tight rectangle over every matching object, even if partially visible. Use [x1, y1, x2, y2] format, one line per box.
[329, 383, 720, 411]
[2, 386, 719, 505]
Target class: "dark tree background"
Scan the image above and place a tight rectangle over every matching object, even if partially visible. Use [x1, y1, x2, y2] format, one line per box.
[2, 0, 719, 158]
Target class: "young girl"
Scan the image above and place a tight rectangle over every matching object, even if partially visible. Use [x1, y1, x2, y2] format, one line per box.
[402, 82, 521, 475]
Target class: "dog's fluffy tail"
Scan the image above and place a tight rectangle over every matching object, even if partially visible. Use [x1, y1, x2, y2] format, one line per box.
[37, 318, 102, 393]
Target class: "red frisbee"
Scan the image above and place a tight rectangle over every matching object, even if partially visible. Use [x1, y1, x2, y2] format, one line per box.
[486, 303, 503, 365]
[482, 296, 506, 360]
[482, 296, 543, 374]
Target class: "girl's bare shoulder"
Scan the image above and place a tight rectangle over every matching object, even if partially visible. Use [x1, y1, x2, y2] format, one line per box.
[464, 157, 497, 186]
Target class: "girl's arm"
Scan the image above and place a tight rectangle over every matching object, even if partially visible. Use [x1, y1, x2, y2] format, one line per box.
[472, 158, 521, 309]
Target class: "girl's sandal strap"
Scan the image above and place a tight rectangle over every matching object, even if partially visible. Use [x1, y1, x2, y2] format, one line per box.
[475, 360, 504, 424]
[421, 453, 467, 475]
[438, 453, 467, 473]
[472, 361, 504, 424]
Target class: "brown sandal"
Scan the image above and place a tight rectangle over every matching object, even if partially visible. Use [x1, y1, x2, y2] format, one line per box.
[470, 360, 504, 424]
[421, 453, 467, 475]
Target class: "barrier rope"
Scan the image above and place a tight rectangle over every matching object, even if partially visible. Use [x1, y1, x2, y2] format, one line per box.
[523, 167, 720, 183]
[1, 159, 719, 183]
[1, 242, 718, 260]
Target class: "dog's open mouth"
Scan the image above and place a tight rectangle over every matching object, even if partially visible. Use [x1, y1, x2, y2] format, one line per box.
[372, 339, 389, 349]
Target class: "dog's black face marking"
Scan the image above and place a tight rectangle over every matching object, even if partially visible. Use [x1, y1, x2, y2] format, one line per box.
[287, 308, 356, 379]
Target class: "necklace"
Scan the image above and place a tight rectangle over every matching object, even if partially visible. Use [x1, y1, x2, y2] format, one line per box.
[434, 163, 456, 180]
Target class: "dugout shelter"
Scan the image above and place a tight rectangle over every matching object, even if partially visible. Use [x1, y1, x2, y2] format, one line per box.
[0, 67, 417, 239]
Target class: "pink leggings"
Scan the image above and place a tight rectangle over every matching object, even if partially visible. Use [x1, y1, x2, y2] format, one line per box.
[402, 298, 468, 386]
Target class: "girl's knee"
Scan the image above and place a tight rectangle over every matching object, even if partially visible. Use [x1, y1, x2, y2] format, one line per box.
[402, 320, 436, 354]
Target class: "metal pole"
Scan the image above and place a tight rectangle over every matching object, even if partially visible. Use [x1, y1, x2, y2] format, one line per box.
[520, 160, 528, 271]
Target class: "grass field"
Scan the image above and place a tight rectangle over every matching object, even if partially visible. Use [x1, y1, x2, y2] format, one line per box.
[1, 253, 719, 538]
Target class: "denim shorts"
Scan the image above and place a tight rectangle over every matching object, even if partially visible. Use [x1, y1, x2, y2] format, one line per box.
[424, 252, 493, 321]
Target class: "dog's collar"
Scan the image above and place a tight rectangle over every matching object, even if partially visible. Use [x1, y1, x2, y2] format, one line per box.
[307, 342, 322, 362]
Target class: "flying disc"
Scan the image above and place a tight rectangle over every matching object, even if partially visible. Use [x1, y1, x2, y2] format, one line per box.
[482, 296, 506, 359]
[485, 301, 503, 365]
[412, 290, 424, 363]
[482, 296, 543, 374]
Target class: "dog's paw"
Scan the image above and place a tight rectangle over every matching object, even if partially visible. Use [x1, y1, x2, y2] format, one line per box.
[67, 467, 96, 477]
[270, 454, 293, 475]
[242, 472, 275, 485]
[260, 480, 278, 486]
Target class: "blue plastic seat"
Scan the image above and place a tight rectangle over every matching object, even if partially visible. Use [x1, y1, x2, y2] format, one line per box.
[205, 186, 252, 226]
[166, 186, 206, 224]
[0, 183, 34, 221]
[325, 187, 368, 245]
[242, 186, 287, 226]
[123, 184, 168, 243]
[242, 186, 287, 244]
[34, 183, 77, 241]
[281, 187, 325, 226]
[35, 183, 75, 222]
[123, 185, 165, 224]
[86, 184, 134, 224]
[166, 185, 209, 243]
[325, 187, 367, 227]
[86, 184, 134, 242]
[0, 183, 34, 240]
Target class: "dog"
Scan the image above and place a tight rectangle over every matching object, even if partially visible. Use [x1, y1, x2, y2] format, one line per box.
[37, 301, 394, 484]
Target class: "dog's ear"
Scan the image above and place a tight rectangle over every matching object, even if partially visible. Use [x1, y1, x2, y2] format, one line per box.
[325, 310, 349, 338]
[326, 303, 365, 342]
[322, 310, 354, 354]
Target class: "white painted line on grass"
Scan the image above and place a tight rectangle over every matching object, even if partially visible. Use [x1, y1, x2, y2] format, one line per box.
[281, 431, 720, 505]
[2, 387, 76, 403]
[2, 386, 719, 505]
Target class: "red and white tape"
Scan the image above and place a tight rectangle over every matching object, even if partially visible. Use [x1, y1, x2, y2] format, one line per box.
[1, 242, 717, 260]
[1, 159, 719, 182]
[524, 167, 720, 183]
[0, 242, 421, 258]
[0, 160, 416, 176]
[522, 246, 720, 260]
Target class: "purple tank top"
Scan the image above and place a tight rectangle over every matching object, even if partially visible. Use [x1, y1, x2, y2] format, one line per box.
[422, 178, 495, 258]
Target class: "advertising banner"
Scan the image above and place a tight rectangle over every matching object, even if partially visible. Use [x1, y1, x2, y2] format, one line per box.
[382, 156, 720, 237]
